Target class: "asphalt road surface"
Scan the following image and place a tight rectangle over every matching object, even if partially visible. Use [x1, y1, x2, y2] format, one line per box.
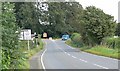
[40, 39, 119, 70]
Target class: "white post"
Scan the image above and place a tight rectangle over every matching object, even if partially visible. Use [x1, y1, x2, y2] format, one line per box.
[28, 40, 30, 50]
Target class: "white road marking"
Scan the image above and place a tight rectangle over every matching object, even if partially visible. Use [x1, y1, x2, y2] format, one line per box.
[79, 59, 88, 63]
[72, 56, 77, 59]
[41, 48, 47, 70]
[67, 45, 75, 49]
[67, 53, 71, 56]
[54, 41, 89, 64]
[52, 40, 110, 69]
[93, 64, 109, 69]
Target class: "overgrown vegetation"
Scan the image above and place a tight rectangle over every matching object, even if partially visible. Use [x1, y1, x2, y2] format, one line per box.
[18, 36, 44, 69]
[116, 23, 120, 36]
[1, 3, 22, 69]
[84, 46, 119, 59]
[102, 37, 120, 49]
[1, 2, 43, 69]
[66, 33, 120, 59]
[70, 33, 83, 47]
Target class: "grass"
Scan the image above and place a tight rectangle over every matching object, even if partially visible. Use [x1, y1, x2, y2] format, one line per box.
[19, 36, 44, 69]
[84, 46, 119, 59]
[66, 39, 120, 59]
[25, 40, 44, 59]
[65, 39, 81, 48]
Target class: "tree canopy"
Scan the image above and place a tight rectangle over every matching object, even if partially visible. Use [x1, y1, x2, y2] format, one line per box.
[15, 2, 117, 43]
[82, 6, 116, 45]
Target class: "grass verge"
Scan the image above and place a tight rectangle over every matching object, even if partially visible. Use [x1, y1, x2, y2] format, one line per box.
[84, 46, 119, 59]
[66, 39, 120, 59]
[19, 37, 44, 69]
[65, 39, 81, 48]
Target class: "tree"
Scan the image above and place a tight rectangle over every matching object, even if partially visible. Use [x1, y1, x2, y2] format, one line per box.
[116, 23, 120, 36]
[1, 2, 23, 69]
[82, 6, 116, 46]
[14, 2, 84, 37]
[63, 2, 84, 33]
[44, 2, 83, 37]
[15, 2, 43, 34]
[0, 2, 2, 69]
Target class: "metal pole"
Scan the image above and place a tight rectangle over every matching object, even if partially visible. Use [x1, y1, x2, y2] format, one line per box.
[28, 40, 30, 50]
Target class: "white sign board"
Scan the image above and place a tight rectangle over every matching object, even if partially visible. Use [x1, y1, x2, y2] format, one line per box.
[19, 29, 32, 40]
[24, 29, 31, 40]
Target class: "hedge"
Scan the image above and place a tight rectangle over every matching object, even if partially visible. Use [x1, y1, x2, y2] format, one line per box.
[71, 33, 83, 47]
[102, 37, 120, 49]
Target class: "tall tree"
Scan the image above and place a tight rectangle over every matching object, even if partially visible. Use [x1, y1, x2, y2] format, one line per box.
[82, 6, 116, 45]
[15, 2, 43, 34]
[116, 23, 120, 36]
[63, 2, 84, 33]
[0, 2, 2, 70]
[46, 2, 83, 37]
[1, 2, 22, 69]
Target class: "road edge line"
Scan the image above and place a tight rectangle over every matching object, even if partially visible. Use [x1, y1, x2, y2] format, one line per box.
[41, 41, 47, 70]
[41, 48, 47, 70]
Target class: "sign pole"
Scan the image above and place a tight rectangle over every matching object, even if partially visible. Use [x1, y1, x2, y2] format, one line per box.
[28, 40, 30, 50]
[19, 29, 31, 50]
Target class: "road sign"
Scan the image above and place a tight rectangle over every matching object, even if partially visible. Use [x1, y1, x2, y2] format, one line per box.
[19, 29, 32, 40]
[23, 29, 31, 40]
[19, 29, 32, 50]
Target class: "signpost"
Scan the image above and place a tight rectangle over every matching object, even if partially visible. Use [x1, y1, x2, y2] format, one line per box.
[19, 29, 32, 50]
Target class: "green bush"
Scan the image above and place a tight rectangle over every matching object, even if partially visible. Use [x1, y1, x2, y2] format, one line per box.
[71, 33, 83, 47]
[1, 3, 25, 69]
[102, 37, 120, 49]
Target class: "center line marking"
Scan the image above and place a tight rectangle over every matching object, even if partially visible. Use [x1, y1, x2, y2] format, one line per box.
[93, 64, 109, 69]
[52, 40, 111, 69]
[79, 59, 88, 63]
[67, 53, 71, 56]
[72, 56, 77, 59]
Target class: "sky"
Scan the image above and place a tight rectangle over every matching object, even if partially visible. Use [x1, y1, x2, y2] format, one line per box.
[75, 0, 119, 22]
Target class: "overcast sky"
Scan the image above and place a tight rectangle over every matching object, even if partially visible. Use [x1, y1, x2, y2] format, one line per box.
[75, 0, 119, 22]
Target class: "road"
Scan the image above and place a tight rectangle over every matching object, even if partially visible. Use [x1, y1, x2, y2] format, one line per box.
[40, 39, 119, 70]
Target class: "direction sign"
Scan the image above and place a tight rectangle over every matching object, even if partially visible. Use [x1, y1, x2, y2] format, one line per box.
[19, 29, 32, 40]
